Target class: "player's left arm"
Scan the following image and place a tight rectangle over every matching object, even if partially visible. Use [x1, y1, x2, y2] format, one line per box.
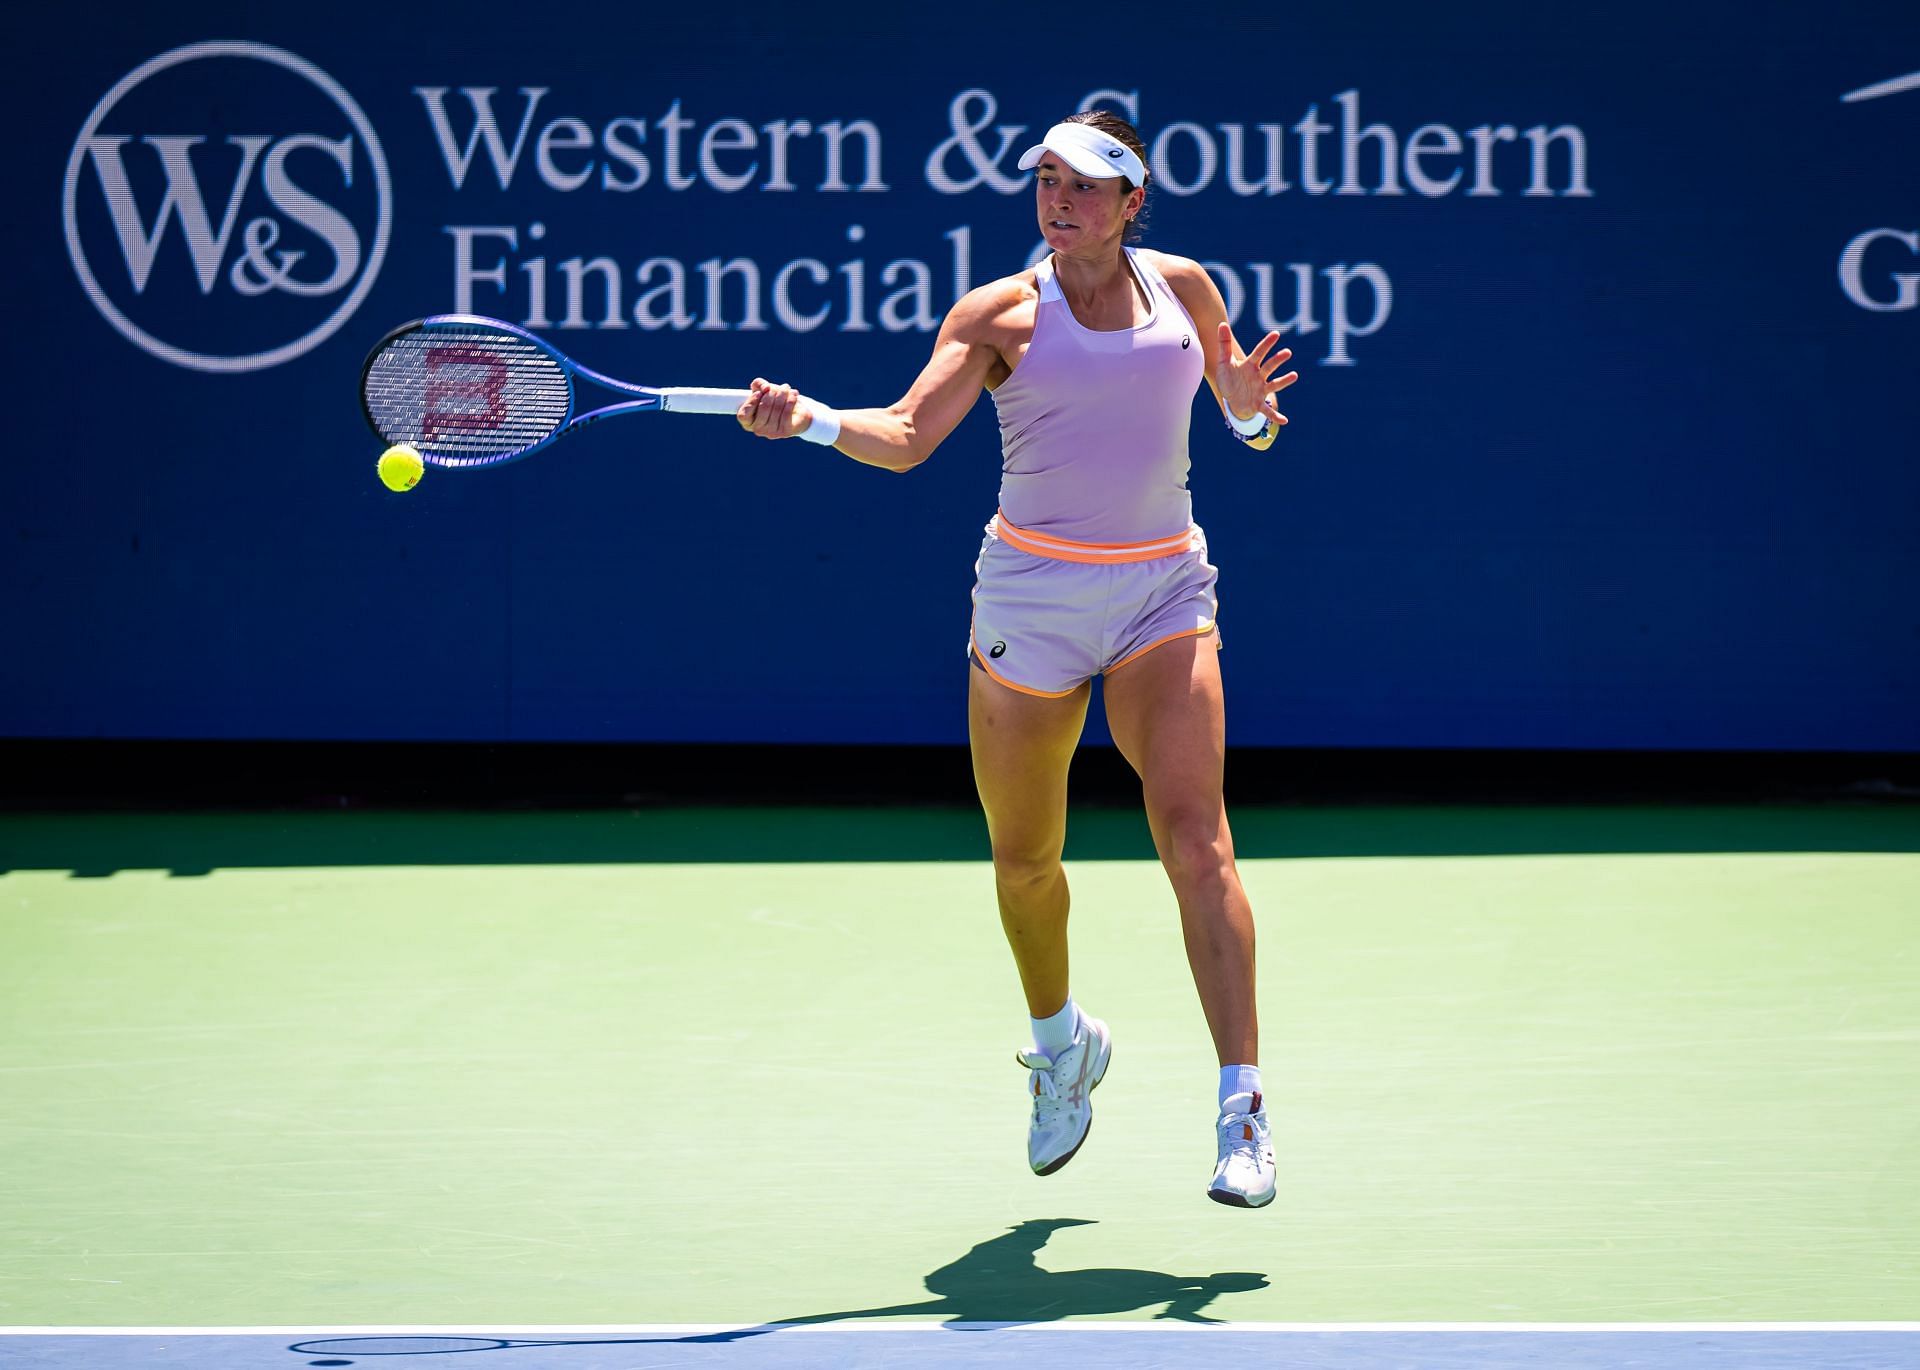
[1148, 251, 1297, 452]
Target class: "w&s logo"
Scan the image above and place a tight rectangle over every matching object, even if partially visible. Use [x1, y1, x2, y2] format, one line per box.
[62, 41, 391, 373]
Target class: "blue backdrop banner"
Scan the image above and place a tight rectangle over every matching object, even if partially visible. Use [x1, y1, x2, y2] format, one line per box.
[4, 2, 1915, 748]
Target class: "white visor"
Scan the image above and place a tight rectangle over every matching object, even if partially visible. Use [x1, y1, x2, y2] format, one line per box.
[1017, 121, 1147, 184]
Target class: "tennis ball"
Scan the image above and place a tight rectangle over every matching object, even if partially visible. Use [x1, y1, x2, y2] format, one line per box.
[377, 443, 424, 492]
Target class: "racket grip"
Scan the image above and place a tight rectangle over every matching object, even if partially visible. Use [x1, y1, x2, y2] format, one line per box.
[659, 387, 754, 415]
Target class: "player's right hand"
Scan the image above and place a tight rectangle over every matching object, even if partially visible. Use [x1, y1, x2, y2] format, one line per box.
[739, 377, 808, 439]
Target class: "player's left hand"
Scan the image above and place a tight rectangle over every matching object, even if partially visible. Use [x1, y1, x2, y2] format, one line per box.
[1216, 323, 1297, 427]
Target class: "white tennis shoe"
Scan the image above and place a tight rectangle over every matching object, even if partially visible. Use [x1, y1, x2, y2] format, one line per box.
[1208, 1090, 1276, 1208]
[1016, 1014, 1112, 1176]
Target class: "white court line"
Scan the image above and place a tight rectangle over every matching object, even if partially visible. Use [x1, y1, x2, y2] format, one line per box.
[3, 1322, 1918, 1335]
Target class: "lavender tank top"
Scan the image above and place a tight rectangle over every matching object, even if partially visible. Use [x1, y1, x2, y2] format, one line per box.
[988, 247, 1207, 544]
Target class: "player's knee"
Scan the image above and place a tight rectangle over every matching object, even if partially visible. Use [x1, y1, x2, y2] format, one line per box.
[991, 845, 1064, 892]
[1160, 817, 1232, 892]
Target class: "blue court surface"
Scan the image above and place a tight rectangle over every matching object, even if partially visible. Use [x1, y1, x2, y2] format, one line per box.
[4, 1325, 1917, 1369]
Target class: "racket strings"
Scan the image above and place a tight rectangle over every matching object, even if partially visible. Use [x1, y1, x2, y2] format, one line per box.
[364, 325, 571, 466]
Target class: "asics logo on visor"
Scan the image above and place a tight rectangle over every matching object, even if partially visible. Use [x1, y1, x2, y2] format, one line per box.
[1107, 148, 1124, 158]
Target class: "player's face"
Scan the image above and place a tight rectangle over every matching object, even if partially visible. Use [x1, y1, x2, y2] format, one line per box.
[1033, 158, 1137, 252]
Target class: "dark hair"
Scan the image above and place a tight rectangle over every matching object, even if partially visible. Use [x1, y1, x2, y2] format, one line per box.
[1062, 108, 1150, 243]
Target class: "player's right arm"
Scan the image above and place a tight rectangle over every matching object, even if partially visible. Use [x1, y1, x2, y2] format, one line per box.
[738, 280, 1023, 472]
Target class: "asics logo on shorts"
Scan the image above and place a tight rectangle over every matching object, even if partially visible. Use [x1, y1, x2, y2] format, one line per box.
[991, 641, 1007, 658]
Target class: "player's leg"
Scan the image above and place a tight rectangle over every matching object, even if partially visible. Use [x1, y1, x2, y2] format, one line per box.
[1102, 634, 1256, 1065]
[1103, 634, 1274, 1206]
[968, 663, 1112, 1174]
[967, 662, 1090, 1019]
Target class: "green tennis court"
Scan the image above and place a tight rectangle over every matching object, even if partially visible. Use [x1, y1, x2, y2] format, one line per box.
[2, 805, 1916, 1353]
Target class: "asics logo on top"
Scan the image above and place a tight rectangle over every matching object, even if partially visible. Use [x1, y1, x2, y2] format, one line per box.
[62, 41, 392, 372]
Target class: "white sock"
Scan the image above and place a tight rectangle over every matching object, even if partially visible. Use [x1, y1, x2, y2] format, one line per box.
[1220, 1063, 1262, 1109]
[1030, 998, 1081, 1060]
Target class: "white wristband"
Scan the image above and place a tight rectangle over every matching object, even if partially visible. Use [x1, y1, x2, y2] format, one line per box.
[1226, 404, 1267, 436]
[799, 402, 842, 446]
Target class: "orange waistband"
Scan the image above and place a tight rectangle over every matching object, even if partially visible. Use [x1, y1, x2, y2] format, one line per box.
[992, 510, 1199, 564]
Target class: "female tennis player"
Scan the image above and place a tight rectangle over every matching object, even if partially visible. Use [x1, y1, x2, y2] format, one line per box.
[736, 110, 1296, 1209]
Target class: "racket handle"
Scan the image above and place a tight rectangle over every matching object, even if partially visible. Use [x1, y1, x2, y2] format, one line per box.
[658, 387, 753, 415]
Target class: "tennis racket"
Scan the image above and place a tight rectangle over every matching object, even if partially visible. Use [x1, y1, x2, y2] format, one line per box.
[359, 315, 751, 469]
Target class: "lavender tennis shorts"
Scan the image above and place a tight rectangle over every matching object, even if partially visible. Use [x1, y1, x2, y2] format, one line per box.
[967, 511, 1221, 698]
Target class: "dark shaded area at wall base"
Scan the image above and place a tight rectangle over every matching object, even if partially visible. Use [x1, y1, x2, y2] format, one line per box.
[2, 740, 1916, 811]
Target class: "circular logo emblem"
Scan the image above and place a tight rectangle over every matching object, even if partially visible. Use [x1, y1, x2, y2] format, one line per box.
[62, 41, 392, 373]
[990, 641, 1007, 658]
[1181, 334, 1192, 349]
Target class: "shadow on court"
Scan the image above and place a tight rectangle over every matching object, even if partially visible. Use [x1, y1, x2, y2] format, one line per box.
[3, 803, 1919, 876]
[287, 1220, 1264, 1361]
[684, 1218, 1266, 1337]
